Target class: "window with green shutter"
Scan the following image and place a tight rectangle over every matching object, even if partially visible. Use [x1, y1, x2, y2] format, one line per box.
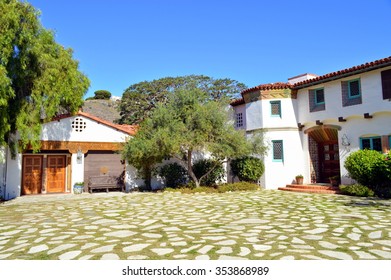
[360, 137, 382, 152]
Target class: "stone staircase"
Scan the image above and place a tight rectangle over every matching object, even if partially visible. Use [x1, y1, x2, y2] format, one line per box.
[278, 183, 341, 194]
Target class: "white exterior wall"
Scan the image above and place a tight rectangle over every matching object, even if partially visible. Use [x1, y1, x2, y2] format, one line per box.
[41, 116, 129, 143]
[0, 147, 5, 199]
[296, 66, 391, 185]
[233, 104, 247, 130]
[262, 129, 305, 189]
[234, 96, 303, 189]
[42, 116, 130, 191]
[3, 114, 133, 200]
[338, 114, 391, 185]
[5, 151, 22, 200]
[297, 67, 391, 125]
[71, 153, 84, 190]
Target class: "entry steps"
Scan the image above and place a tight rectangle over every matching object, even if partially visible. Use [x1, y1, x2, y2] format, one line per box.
[278, 183, 341, 194]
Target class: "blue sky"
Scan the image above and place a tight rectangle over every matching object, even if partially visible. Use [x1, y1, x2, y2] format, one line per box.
[28, 0, 391, 99]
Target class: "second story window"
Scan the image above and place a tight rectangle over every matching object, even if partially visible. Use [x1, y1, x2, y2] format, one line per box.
[348, 79, 361, 99]
[270, 101, 281, 117]
[236, 112, 243, 128]
[315, 88, 325, 105]
[342, 78, 362, 107]
[309, 88, 325, 112]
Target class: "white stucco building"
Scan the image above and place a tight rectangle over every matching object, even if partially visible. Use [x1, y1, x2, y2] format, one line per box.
[0, 111, 140, 200]
[231, 56, 391, 189]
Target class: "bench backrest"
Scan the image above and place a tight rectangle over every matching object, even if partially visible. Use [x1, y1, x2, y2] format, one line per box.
[88, 175, 118, 185]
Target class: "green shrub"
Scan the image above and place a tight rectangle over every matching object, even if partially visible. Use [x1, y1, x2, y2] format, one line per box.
[217, 182, 260, 193]
[344, 150, 384, 187]
[158, 163, 188, 188]
[339, 184, 375, 197]
[230, 156, 264, 182]
[344, 150, 391, 198]
[192, 159, 225, 186]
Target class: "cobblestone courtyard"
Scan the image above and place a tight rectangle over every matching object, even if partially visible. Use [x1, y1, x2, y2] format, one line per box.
[0, 190, 390, 260]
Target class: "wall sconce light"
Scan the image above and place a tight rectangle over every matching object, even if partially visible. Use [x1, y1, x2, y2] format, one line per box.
[341, 134, 350, 147]
[77, 148, 83, 164]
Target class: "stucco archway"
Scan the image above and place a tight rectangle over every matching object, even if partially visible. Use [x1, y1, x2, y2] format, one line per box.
[304, 125, 341, 184]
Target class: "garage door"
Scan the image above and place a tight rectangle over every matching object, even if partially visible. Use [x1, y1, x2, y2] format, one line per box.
[84, 151, 124, 190]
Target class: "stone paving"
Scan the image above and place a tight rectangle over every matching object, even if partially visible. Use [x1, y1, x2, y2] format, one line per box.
[0, 190, 390, 260]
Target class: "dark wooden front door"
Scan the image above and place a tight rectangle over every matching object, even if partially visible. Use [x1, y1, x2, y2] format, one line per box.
[22, 156, 43, 195]
[47, 155, 66, 193]
[319, 141, 340, 183]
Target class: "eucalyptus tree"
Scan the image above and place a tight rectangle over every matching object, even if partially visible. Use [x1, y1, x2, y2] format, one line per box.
[0, 0, 89, 153]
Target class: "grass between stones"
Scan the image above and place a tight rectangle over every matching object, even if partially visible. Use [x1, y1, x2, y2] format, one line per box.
[0, 190, 390, 260]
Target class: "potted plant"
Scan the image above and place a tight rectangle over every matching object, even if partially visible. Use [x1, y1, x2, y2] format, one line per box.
[73, 182, 84, 194]
[295, 174, 304, 185]
[329, 176, 340, 187]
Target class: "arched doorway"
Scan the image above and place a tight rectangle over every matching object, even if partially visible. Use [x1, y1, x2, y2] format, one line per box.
[305, 125, 341, 184]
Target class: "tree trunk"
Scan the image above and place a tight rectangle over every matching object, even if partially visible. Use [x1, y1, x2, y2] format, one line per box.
[187, 150, 200, 187]
[143, 164, 152, 191]
[198, 159, 223, 186]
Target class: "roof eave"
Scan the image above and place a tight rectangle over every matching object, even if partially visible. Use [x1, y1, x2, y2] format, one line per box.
[293, 60, 391, 90]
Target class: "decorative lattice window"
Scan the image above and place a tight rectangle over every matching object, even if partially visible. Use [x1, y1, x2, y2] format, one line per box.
[72, 117, 86, 132]
[236, 113, 243, 127]
[270, 101, 281, 117]
[272, 140, 284, 161]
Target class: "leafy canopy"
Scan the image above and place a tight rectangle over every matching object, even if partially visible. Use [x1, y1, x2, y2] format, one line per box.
[117, 75, 246, 124]
[123, 84, 267, 188]
[86, 90, 112, 100]
[0, 0, 90, 151]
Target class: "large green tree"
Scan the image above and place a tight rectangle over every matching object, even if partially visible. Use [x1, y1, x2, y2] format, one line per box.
[117, 75, 246, 125]
[0, 0, 90, 152]
[123, 85, 267, 188]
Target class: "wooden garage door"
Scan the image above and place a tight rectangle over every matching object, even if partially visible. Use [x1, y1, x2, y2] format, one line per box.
[22, 156, 43, 195]
[84, 151, 124, 187]
[47, 155, 66, 193]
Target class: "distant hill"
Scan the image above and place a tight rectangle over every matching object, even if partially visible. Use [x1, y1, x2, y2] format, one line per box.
[82, 99, 121, 123]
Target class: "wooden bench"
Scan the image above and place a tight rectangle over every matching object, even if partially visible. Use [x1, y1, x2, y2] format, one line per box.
[88, 175, 124, 193]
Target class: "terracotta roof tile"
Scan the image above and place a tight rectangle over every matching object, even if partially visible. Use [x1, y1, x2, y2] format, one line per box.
[230, 98, 245, 106]
[238, 56, 391, 97]
[241, 82, 292, 95]
[293, 56, 391, 88]
[77, 111, 138, 136]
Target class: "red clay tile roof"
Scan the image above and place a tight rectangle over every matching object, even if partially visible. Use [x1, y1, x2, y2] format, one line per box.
[51, 111, 138, 136]
[237, 56, 391, 99]
[293, 56, 391, 88]
[77, 111, 138, 135]
[230, 98, 245, 106]
[241, 82, 292, 95]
